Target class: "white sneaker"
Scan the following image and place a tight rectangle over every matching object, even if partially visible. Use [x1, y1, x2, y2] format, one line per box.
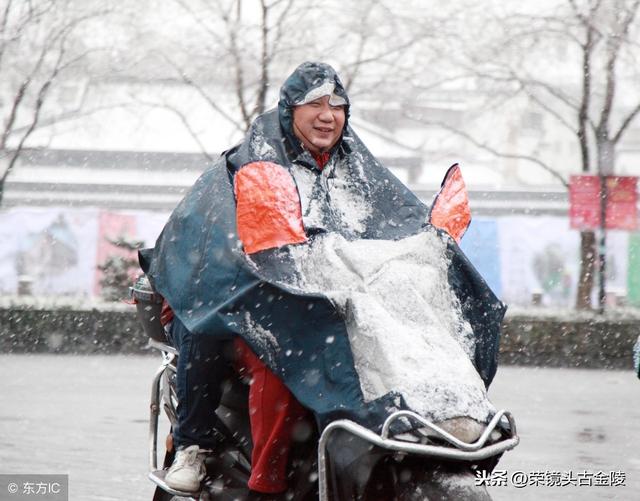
[164, 445, 208, 492]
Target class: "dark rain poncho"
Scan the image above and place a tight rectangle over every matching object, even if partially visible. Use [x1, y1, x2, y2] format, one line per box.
[140, 62, 505, 432]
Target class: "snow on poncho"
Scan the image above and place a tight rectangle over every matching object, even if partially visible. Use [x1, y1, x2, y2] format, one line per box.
[284, 230, 495, 424]
[141, 62, 505, 431]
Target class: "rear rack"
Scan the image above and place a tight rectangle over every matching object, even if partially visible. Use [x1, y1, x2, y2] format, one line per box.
[318, 409, 519, 501]
[148, 339, 176, 473]
[148, 340, 202, 499]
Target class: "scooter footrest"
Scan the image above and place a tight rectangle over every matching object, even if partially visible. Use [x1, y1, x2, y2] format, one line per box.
[148, 469, 200, 499]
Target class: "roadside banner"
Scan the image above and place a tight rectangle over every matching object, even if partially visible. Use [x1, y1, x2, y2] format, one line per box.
[569, 175, 601, 229]
[606, 176, 638, 230]
[569, 175, 638, 230]
[497, 216, 579, 307]
[0, 207, 99, 296]
[460, 218, 501, 297]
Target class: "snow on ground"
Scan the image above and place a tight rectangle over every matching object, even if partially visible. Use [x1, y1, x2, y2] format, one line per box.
[1, 357, 637, 501]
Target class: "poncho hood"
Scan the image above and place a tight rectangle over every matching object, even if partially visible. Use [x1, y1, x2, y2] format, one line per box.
[278, 61, 351, 158]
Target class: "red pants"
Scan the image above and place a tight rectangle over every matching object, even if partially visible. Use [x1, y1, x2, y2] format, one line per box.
[234, 338, 307, 493]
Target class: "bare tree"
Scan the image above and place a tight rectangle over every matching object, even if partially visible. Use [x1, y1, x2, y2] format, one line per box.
[139, 0, 442, 153]
[0, 0, 103, 205]
[410, 0, 640, 309]
[157, 0, 312, 134]
[325, 0, 444, 97]
[566, 0, 640, 309]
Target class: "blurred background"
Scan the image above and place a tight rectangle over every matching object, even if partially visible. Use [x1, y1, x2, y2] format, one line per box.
[1, 0, 639, 311]
[1, 3, 640, 500]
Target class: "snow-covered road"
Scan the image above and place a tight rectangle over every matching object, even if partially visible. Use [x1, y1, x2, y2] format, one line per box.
[488, 365, 640, 500]
[1, 355, 638, 500]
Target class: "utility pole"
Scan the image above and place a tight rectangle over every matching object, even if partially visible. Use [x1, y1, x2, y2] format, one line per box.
[597, 174, 607, 314]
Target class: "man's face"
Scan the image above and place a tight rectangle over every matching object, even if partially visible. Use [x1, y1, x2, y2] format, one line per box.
[292, 95, 346, 155]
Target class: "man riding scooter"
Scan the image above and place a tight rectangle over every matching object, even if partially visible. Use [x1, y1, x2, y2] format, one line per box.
[140, 61, 507, 498]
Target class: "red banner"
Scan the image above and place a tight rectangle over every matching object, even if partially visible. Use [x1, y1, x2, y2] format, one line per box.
[569, 175, 601, 229]
[606, 176, 638, 230]
[569, 175, 638, 230]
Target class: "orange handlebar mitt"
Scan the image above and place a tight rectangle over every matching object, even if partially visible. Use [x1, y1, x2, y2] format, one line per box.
[235, 161, 307, 254]
[429, 163, 471, 243]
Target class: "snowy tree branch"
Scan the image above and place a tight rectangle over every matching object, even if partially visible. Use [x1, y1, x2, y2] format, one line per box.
[406, 114, 569, 188]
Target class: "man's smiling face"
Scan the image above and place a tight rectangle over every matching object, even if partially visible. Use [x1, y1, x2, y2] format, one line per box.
[292, 95, 346, 155]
